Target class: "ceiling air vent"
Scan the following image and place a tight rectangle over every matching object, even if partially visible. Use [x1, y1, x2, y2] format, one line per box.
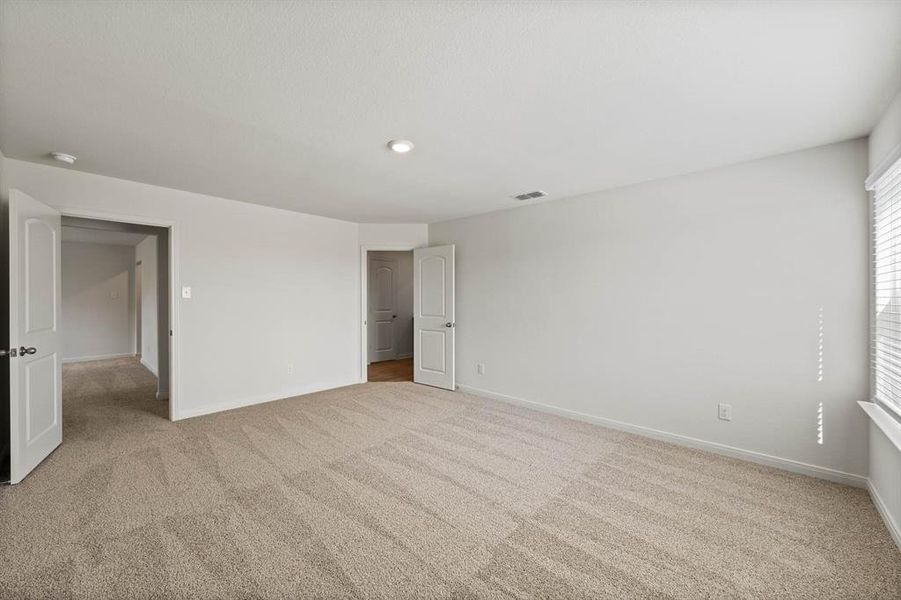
[512, 190, 548, 201]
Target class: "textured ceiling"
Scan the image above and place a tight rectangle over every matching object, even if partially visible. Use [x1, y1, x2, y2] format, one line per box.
[2, 1, 900, 223]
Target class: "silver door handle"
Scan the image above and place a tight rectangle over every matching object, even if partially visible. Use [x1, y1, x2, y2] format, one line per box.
[445, 322, 454, 328]
[19, 346, 37, 355]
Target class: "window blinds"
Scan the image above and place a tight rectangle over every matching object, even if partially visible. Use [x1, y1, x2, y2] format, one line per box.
[872, 156, 901, 416]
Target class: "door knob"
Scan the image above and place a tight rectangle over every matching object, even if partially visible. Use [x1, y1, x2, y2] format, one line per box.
[0, 348, 15, 358]
[392, 315, 397, 318]
[19, 346, 37, 355]
[445, 322, 454, 328]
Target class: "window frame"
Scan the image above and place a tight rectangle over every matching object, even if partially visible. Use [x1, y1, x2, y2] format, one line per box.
[869, 152, 901, 422]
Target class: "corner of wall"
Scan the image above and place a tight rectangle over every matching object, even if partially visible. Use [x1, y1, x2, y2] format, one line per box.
[0, 147, 7, 202]
[869, 89, 901, 174]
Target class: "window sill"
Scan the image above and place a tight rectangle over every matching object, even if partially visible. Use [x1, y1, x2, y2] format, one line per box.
[859, 401, 901, 453]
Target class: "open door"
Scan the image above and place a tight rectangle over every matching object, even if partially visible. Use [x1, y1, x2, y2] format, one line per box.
[8, 189, 62, 484]
[413, 244, 454, 390]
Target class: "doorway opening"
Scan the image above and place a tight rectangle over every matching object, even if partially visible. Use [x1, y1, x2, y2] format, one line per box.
[60, 217, 171, 416]
[366, 250, 414, 382]
[4, 190, 179, 484]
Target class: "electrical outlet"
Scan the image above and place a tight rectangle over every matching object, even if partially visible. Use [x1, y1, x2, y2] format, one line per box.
[476, 363, 485, 375]
[718, 403, 732, 421]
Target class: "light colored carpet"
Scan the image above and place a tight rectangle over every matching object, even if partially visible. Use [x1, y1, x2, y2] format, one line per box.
[0, 357, 898, 599]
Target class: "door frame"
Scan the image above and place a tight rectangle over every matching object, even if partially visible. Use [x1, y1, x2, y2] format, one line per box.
[58, 207, 180, 421]
[360, 244, 417, 383]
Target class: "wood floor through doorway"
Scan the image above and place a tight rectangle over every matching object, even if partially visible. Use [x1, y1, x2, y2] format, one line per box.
[368, 357, 413, 382]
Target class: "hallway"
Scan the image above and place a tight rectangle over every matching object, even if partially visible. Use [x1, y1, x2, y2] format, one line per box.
[63, 357, 166, 427]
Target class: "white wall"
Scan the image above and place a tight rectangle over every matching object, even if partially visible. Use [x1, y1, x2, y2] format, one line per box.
[870, 91, 901, 174]
[867, 89, 901, 547]
[135, 235, 158, 375]
[431, 139, 870, 481]
[61, 241, 135, 362]
[359, 223, 428, 248]
[4, 158, 362, 420]
[368, 250, 414, 360]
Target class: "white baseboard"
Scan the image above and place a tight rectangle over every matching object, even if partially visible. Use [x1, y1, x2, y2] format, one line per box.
[155, 391, 169, 401]
[63, 352, 135, 364]
[867, 478, 901, 550]
[396, 353, 413, 359]
[139, 357, 159, 377]
[173, 380, 359, 421]
[457, 384, 867, 489]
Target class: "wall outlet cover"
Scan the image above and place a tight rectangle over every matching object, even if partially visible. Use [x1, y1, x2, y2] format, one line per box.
[718, 403, 732, 421]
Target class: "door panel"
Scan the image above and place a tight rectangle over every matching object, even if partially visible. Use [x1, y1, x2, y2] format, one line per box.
[419, 256, 445, 317]
[419, 330, 446, 373]
[26, 354, 58, 442]
[25, 219, 56, 333]
[414, 245, 454, 390]
[9, 189, 62, 484]
[368, 257, 398, 363]
[375, 321, 393, 351]
[374, 266, 394, 309]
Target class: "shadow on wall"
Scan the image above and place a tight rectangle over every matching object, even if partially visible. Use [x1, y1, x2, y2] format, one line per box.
[61, 241, 136, 362]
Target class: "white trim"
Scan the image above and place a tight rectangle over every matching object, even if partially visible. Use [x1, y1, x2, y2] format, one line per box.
[140, 356, 159, 377]
[360, 244, 420, 383]
[176, 380, 357, 420]
[58, 207, 180, 422]
[62, 352, 135, 364]
[58, 207, 176, 229]
[396, 352, 413, 360]
[867, 478, 901, 551]
[458, 384, 867, 488]
[859, 401, 901, 453]
[865, 141, 901, 190]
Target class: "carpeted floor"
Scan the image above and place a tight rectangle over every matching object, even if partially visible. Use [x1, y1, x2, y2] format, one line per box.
[0, 358, 898, 599]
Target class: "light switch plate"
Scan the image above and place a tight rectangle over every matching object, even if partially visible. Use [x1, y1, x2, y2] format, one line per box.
[182, 286, 192, 299]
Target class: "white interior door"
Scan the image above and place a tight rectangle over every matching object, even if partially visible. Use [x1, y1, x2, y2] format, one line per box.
[413, 245, 454, 390]
[8, 189, 62, 484]
[368, 256, 398, 363]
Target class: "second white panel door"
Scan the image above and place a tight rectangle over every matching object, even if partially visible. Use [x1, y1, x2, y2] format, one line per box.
[368, 256, 398, 363]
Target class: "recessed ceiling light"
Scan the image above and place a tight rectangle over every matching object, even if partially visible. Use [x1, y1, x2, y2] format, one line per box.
[50, 152, 77, 165]
[387, 139, 414, 154]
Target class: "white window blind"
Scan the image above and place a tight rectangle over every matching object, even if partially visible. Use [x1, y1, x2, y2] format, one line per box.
[872, 156, 901, 416]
